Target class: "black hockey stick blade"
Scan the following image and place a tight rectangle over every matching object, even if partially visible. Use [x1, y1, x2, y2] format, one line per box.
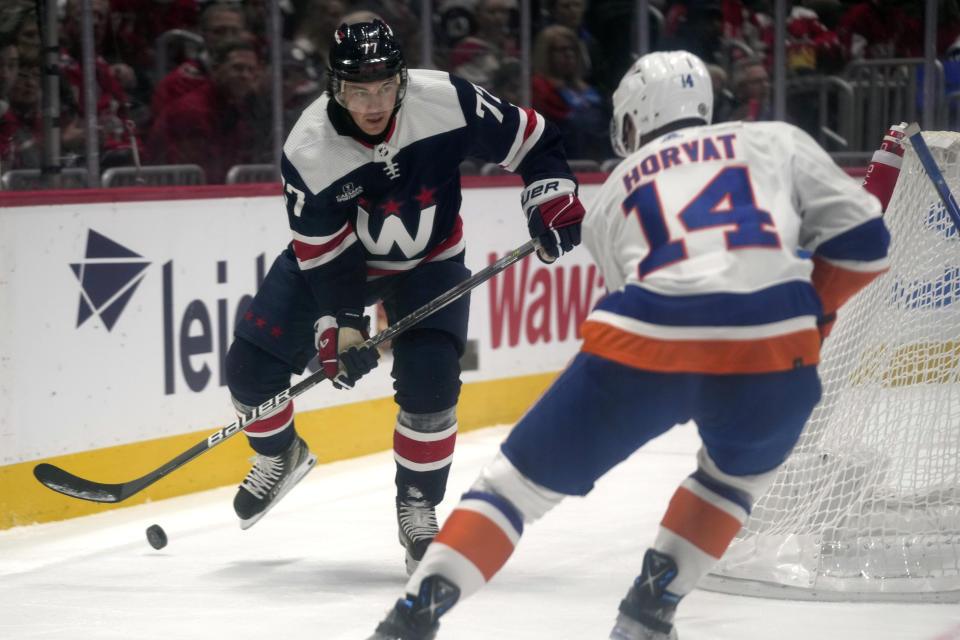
[34, 464, 130, 503]
[33, 430, 220, 502]
[33, 240, 537, 503]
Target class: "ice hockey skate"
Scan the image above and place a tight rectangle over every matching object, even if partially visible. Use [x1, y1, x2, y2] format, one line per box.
[396, 496, 439, 574]
[369, 575, 460, 640]
[233, 436, 317, 529]
[610, 549, 681, 640]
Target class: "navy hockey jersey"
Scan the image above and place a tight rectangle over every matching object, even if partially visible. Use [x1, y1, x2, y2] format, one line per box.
[280, 69, 575, 316]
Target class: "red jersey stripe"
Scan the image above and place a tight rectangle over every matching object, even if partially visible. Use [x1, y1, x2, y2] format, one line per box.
[292, 225, 354, 262]
[521, 108, 538, 142]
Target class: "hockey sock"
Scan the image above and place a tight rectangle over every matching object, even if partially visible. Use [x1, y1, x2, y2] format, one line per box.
[404, 490, 524, 602]
[650, 448, 778, 596]
[239, 399, 296, 456]
[394, 407, 458, 504]
[652, 472, 749, 596]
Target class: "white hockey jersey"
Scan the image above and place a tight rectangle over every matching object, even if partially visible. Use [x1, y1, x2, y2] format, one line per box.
[581, 120, 889, 374]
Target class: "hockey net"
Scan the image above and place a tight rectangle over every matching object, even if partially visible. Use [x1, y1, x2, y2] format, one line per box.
[701, 131, 960, 602]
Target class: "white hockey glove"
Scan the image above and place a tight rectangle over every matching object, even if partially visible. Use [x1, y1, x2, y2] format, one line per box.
[521, 177, 586, 264]
[862, 122, 907, 212]
[314, 310, 379, 390]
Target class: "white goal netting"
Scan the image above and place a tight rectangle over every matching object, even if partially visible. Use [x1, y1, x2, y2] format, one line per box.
[701, 131, 960, 602]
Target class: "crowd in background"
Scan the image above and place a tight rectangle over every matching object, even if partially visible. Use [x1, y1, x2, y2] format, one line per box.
[1, 0, 959, 184]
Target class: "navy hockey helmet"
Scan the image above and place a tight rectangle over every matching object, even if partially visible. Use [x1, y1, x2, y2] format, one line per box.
[327, 19, 408, 108]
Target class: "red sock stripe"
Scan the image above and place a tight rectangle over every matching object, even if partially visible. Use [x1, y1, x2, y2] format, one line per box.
[393, 431, 457, 464]
[242, 402, 294, 435]
[434, 509, 515, 581]
[660, 486, 743, 558]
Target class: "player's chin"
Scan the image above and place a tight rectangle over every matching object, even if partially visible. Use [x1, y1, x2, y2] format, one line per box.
[360, 114, 390, 135]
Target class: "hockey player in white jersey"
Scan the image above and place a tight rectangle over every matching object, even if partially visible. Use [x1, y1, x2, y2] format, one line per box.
[368, 50, 891, 639]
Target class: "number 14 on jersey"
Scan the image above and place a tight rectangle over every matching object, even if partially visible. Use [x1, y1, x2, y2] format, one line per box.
[623, 166, 782, 278]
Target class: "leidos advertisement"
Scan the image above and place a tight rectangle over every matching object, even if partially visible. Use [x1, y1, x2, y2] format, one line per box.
[0, 185, 603, 464]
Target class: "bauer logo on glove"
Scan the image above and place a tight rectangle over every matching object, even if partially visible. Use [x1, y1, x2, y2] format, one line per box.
[520, 177, 586, 263]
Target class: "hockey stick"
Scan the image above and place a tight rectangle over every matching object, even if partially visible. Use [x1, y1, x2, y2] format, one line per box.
[34, 240, 537, 503]
[904, 123, 960, 233]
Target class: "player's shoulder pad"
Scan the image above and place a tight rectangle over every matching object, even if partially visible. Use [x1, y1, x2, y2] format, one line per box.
[404, 69, 463, 112]
[282, 95, 342, 187]
[401, 68, 468, 136]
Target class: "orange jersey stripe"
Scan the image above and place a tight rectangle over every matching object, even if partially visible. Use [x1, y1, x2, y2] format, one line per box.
[811, 256, 887, 315]
[581, 321, 820, 374]
[660, 487, 743, 558]
[433, 509, 516, 581]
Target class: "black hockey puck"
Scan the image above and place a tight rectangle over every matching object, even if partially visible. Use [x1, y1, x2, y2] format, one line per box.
[146, 524, 168, 550]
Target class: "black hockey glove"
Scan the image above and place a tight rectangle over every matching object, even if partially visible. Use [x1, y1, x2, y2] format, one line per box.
[315, 310, 380, 390]
[521, 177, 586, 264]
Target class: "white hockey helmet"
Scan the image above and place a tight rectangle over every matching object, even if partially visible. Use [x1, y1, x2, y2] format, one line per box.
[610, 50, 714, 157]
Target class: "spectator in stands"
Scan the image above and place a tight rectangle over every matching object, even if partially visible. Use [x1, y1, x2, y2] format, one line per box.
[0, 35, 17, 118]
[0, 56, 40, 170]
[491, 57, 523, 106]
[354, 0, 425, 66]
[706, 61, 737, 123]
[724, 55, 773, 122]
[0, 1, 40, 61]
[59, 0, 139, 166]
[537, 0, 608, 92]
[449, 0, 519, 90]
[935, 0, 960, 58]
[290, 0, 349, 74]
[242, 0, 270, 53]
[837, 0, 922, 60]
[718, 0, 766, 57]
[108, 0, 201, 81]
[434, 0, 479, 67]
[748, 0, 847, 74]
[0, 55, 84, 171]
[150, 3, 246, 124]
[659, 0, 725, 65]
[941, 35, 960, 129]
[282, 42, 322, 134]
[532, 24, 610, 160]
[149, 38, 270, 184]
[582, 0, 638, 97]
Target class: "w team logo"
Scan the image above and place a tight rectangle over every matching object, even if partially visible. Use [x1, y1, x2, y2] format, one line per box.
[71, 230, 150, 330]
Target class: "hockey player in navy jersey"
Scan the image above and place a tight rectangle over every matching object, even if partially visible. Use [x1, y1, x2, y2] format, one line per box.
[369, 50, 892, 639]
[222, 19, 585, 572]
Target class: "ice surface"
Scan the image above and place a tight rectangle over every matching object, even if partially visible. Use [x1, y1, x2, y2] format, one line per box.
[2, 423, 958, 640]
